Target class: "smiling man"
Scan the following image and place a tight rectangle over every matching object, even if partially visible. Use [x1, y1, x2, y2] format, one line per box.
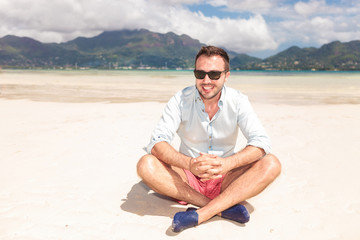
[137, 46, 281, 232]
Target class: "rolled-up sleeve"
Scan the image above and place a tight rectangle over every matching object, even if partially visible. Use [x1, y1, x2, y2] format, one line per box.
[237, 96, 271, 154]
[146, 93, 182, 154]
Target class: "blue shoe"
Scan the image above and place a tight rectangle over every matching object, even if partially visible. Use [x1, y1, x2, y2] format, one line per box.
[186, 207, 197, 212]
[172, 211, 198, 232]
[187, 204, 250, 224]
[221, 204, 250, 223]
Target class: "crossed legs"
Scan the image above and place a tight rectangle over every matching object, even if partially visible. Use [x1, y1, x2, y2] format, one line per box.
[137, 153, 281, 229]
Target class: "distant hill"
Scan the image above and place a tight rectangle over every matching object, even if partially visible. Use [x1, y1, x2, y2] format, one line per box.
[0, 29, 360, 70]
[230, 54, 262, 70]
[0, 29, 205, 69]
[0, 35, 81, 67]
[256, 41, 360, 70]
[60, 29, 203, 68]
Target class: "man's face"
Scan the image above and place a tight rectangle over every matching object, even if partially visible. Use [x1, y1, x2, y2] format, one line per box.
[195, 55, 229, 101]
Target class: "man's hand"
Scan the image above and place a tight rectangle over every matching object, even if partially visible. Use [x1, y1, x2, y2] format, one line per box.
[189, 152, 227, 181]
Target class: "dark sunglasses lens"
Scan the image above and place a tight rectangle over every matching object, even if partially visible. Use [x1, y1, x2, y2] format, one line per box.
[194, 70, 224, 80]
[194, 70, 206, 79]
[208, 71, 222, 80]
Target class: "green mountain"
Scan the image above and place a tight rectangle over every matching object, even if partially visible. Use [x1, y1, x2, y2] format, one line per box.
[0, 35, 81, 67]
[253, 41, 360, 70]
[0, 29, 205, 69]
[1, 29, 360, 70]
[60, 29, 205, 68]
[230, 53, 262, 70]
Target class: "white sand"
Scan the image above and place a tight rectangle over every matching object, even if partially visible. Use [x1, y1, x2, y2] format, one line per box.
[1, 72, 360, 239]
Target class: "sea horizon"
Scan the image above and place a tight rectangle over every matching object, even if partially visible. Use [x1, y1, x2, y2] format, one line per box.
[2, 68, 360, 74]
[1, 69, 359, 105]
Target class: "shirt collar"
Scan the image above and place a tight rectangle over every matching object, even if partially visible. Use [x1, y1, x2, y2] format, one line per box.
[218, 85, 226, 107]
[194, 85, 226, 108]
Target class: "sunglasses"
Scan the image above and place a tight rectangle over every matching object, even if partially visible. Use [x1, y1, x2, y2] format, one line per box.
[193, 70, 227, 80]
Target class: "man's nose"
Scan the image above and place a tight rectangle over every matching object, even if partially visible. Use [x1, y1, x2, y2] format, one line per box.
[202, 74, 212, 83]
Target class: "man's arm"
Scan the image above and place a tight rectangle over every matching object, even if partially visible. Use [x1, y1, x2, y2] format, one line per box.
[151, 141, 192, 170]
[222, 145, 266, 173]
[152, 141, 223, 181]
[197, 145, 266, 181]
[151, 142, 265, 181]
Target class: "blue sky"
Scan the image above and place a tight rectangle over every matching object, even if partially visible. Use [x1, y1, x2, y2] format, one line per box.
[0, 0, 359, 58]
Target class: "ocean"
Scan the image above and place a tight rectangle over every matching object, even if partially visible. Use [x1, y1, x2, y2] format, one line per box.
[1, 69, 359, 104]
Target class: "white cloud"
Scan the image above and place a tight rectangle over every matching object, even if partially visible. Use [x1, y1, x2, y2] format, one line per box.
[0, 0, 277, 54]
[224, 0, 274, 14]
[294, 0, 344, 16]
[148, 5, 278, 53]
[274, 12, 360, 48]
[310, 17, 334, 31]
[207, 0, 227, 7]
[294, 0, 323, 16]
[191, 13, 278, 53]
[0, 0, 359, 56]
[150, 0, 201, 4]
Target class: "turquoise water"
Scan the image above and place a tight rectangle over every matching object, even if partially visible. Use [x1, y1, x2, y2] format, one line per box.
[1, 69, 360, 104]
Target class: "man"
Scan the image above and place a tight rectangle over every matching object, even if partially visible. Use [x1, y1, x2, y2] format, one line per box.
[137, 46, 281, 232]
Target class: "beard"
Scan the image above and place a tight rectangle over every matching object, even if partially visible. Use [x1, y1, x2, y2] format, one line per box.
[196, 84, 224, 100]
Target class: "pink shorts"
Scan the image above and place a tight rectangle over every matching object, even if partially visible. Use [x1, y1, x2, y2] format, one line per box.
[176, 169, 225, 205]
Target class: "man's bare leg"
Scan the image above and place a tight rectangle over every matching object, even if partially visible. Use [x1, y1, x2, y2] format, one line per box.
[196, 154, 281, 224]
[137, 154, 211, 207]
[137, 153, 281, 230]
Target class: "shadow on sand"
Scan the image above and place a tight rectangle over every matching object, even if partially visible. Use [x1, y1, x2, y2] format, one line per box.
[120, 181, 255, 235]
[120, 181, 188, 218]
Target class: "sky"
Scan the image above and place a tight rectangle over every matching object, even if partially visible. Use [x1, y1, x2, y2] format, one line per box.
[0, 0, 359, 58]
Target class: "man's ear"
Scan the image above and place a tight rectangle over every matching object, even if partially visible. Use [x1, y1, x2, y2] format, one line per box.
[225, 71, 230, 82]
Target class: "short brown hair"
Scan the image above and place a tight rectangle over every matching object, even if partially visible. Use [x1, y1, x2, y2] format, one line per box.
[195, 46, 230, 71]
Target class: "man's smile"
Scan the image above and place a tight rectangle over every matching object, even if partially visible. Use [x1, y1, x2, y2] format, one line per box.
[202, 85, 214, 91]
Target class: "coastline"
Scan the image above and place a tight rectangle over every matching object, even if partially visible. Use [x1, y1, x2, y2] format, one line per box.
[1, 71, 360, 239]
[1, 69, 360, 104]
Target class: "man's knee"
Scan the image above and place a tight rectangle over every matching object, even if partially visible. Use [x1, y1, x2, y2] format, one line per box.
[137, 154, 157, 179]
[260, 154, 281, 181]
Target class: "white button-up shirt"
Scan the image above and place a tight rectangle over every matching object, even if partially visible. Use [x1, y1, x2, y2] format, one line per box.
[146, 85, 271, 158]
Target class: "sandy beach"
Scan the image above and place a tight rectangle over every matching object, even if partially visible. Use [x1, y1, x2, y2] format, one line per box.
[1, 70, 360, 239]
